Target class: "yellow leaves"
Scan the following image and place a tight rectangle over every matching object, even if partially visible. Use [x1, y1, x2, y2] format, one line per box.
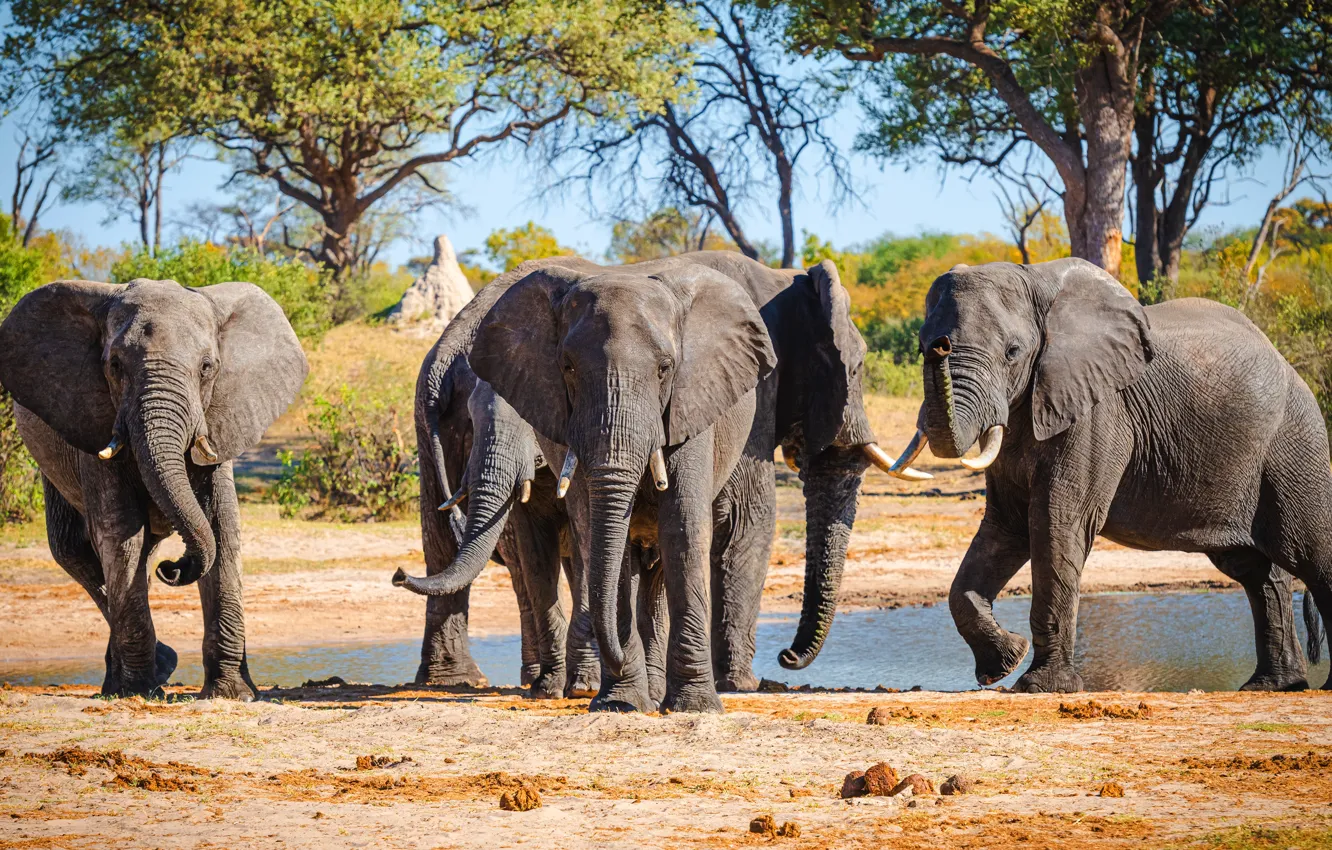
[483, 222, 577, 272]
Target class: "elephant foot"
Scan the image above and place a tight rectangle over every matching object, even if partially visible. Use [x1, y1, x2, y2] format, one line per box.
[528, 668, 567, 701]
[415, 659, 487, 688]
[662, 683, 724, 714]
[715, 670, 759, 693]
[565, 665, 601, 699]
[153, 642, 179, 688]
[973, 631, 1030, 686]
[1240, 669, 1309, 692]
[589, 679, 652, 713]
[1015, 662, 1083, 694]
[201, 672, 258, 701]
[520, 663, 542, 687]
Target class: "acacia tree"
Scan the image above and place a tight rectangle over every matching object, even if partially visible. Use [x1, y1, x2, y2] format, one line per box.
[5, 0, 701, 282]
[564, 0, 849, 268]
[1132, 3, 1331, 288]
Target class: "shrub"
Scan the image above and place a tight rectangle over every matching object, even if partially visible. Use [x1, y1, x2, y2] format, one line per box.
[863, 351, 922, 398]
[272, 387, 418, 522]
[0, 215, 48, 524]
[859, 316, 924, 365]
[112, 241, 333, 340]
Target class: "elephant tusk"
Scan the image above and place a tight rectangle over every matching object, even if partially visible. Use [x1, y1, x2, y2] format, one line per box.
[649, 448, 669, 491]
[780, 444, 800, 473]
[888, 430, 931, 481]
[98, 437, 123, 460]
[437, 485, 468, 512]
[556, 449, 577, 499]
[960, 425, 1004, 471]
[519, 479, 531, 504]
[864, 441, 932, 481]
[193, 434, 220, 464]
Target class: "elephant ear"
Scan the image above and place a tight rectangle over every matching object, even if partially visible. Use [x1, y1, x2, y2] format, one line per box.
[667, 267, 777, 445]
[198, 282, 309, 462]
[801, 259, 870, 455]
[470, 267, 580, 445]
[1031, 260, 1154, 441]
[0, 280, 121, 455]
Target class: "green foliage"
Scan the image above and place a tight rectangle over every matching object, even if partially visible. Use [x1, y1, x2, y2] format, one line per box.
[111, 241, 333, 340]
[0, 215, 46, 524]
[1251, 262, 1332, 429]
[272, 387, 418, 522]
[859, 316, 923, 364]
[862, 351, 921, 398]
[608, 208, 735, 264]
[856, 232, 957, 287]
[484, 222, 577, 272]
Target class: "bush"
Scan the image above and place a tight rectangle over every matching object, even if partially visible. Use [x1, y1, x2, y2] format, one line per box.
[0, 215, 48, 524]
[859, 316, 924, 365]
[272, 387, 418, 522]
[863, 351, 922, 398]
[112, 241, 333, 340]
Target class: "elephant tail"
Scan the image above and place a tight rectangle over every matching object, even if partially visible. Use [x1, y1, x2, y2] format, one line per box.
[1303, 589, 1325, 665]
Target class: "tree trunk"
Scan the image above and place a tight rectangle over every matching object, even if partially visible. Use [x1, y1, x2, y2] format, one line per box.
[153, 144, 165, 256]
[1133, 73, 1162, 288]
[1067, 50, 1136, 280]
[776, 156, 795, 268]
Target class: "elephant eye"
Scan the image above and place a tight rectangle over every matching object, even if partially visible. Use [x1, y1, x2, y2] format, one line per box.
[201, 357, 215, 376]
[1005, 343, 1021, 361]
[657, 357, 673, 377]
[108, 356, 122, 377]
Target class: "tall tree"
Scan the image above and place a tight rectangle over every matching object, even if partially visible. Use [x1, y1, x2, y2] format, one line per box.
[5, 0, 701, 281]
[63, 131, 191, 254]
[563, 0, 849, 268]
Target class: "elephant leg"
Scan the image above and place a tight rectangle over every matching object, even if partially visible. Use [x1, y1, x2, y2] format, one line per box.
[1208, 550, 1307, 692]
[660, 435, 723, 714]
[710, 461, 773, 692]
[197, 463, 257, 700]
[949, 518, 1032, 686]
[499, 525, 541, 686]
[563, 548, 601, 698]
[636, 550, 667, 704]
[590, 546, 652, 712]
[415, 477, 485, 687]
[512, 505, 567, 699]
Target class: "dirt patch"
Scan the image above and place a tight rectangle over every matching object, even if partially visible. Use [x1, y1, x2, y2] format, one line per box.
[353, 754, 413, 770]
[1180, 751, 1332, 772]
[1058, 699, 1154, 720]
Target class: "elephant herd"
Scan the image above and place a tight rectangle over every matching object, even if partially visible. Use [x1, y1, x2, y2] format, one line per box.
[1, 252, 1329, 710]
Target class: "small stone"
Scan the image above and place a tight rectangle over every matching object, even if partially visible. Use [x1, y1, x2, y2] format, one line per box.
[840, 771, 867, 799]
[499, 784, 542, 811]
[312, 811, 325, 820]
[1098, 782, 1124, 798]
[749, 814, 777, 837]
[863, 762, 901, 796]
[907, 799, 918, 808]
[940, 774, 973, 795]
[758, 679, 790, 693]
[444, 757, 456, 764]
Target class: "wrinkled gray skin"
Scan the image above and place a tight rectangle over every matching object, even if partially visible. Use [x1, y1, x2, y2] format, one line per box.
[469, 260, 777, 713]
[396, 252, 885, 701]
[0, 279, 307, 698]
[913, 258, 1330, 693]
[398, 260, 602, 693]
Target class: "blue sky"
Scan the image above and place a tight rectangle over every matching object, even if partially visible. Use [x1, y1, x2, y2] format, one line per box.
[0, 109, 1303, 271]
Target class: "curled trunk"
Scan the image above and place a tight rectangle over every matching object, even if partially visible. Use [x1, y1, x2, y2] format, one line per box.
[133, 385, 215, 587]
[586, 465, 641, 679]
[779, 452, 863, 669]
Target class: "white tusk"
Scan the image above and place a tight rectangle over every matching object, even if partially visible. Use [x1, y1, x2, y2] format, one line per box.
[960, 425, 1004, 471]
[649, 448, 669, 491]
[557, 449, 577, 499]
[781, 444, 800, 473]
[98, 437, 123, 460]
[193, 434, 220, 464]
[864, 441, 932, 482]
[437, 485, 468, 512]
[887, 430, 932, 481]
[519, 479, 531, 503]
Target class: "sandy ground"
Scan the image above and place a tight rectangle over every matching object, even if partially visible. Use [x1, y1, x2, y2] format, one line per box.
[0, 458, 1231, 665]
[0, 685, 1329, 849]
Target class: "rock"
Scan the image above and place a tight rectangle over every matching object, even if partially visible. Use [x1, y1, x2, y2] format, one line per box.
[499, 783, 542, 811]
[387, 235, 475, 331]
[840, 771, 867, 799]
[888, 773, 934, 797]
[1097, 782, 1124, 798]
[940, 774, 973, 795]
[758, 679, 790, 693]
[907, 799, 918, 808]
[863, 762, 900, 796]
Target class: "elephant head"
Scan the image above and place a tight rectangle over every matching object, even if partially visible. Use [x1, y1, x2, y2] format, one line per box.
[469, 265, 776, 677]
[0, 278, 307, 586]
[392, 379, 540, 596]
[889, 258, 1153, 470]
[771, 260, 920, 670]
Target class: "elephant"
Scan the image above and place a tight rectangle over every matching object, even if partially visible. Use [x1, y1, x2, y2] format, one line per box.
[884, 257, 1330, 693]
[400, 259, 603, 694]
[0, 278, 307, 698]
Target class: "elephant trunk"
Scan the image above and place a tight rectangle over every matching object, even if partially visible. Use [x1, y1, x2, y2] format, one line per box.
[132, 376, 216, 587]
[779, 450, 863, 670]
[922, 357, 963, 458]
[393, 427, 527, 597]
[586, 463, 642, 680]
